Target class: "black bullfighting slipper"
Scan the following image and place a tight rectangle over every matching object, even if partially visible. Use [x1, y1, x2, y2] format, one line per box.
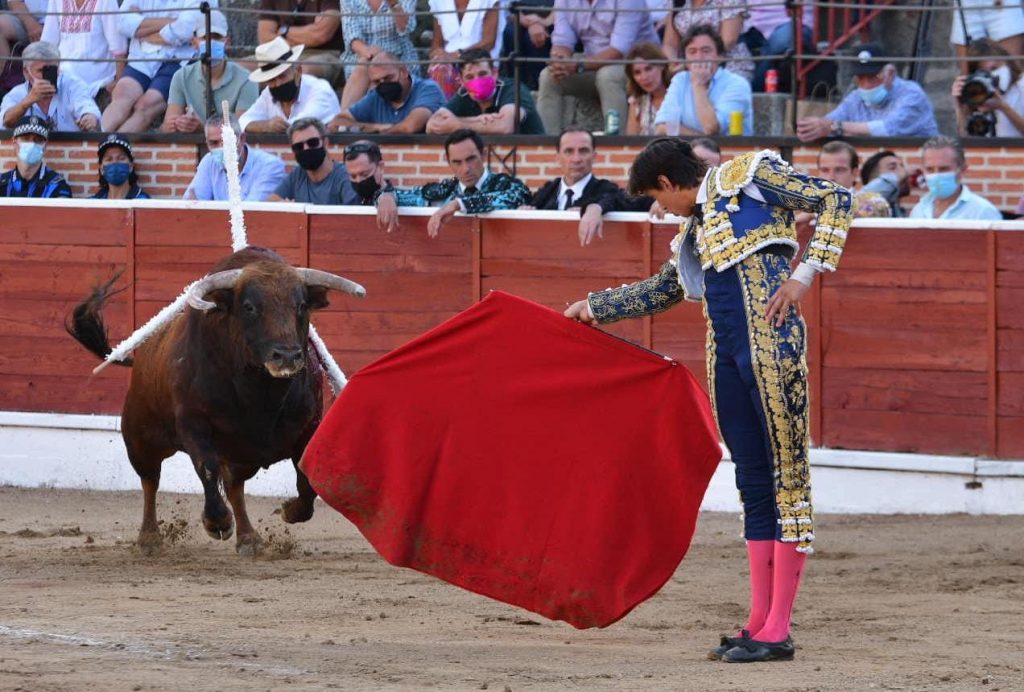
[721, 636, 795, 663]
[707, 629, 751, 661]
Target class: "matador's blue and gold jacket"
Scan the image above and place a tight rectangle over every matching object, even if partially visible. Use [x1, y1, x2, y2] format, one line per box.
[376, 170, 531, 214]
[589, 150, 854, 323]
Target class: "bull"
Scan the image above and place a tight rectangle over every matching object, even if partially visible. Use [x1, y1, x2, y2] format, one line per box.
[66, 247, 364, 556]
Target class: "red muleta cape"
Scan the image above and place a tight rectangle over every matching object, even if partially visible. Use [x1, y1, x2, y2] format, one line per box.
[301, 291, 722, 628]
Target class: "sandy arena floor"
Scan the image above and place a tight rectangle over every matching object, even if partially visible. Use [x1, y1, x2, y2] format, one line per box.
[0, 486, 1021, 692]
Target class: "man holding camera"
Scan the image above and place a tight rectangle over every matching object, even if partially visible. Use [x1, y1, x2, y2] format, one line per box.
[796, 44, 937, 141]
[0, 41, 100, 131]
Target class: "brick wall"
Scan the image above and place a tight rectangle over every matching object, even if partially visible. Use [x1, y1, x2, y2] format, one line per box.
[2, 139, 1022, 211]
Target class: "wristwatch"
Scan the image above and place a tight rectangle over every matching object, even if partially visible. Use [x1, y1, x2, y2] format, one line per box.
[830, 120, 843, 137]
[278, 25, 290, 38]
[575, 59, 585, 74]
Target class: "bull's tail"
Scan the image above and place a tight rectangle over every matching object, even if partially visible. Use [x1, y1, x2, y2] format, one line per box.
[65, 271, 133, 367]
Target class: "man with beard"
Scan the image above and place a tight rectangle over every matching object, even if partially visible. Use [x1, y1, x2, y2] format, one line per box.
[329, 51, 444, 134]
[342, 140, 391, 206]
[860, 149, 913, 218]
[268, 117, 359, 205]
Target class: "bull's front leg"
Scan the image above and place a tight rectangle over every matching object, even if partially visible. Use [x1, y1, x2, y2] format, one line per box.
[282, 431, 318, 524]
[221, 465, 262, 557]
[178, 416, 234, 541]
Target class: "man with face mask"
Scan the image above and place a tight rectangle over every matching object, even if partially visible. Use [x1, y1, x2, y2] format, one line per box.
[0, 115, 72, 198]
[268, 117, 360, 205]
[860, 150, 912, 218]
[910, 136, 1002, 221]
[330, 51, 444, 134]
[426, 48, 545, 135]
[240, 37, 341, 133]
[160, 11, 258, 133]
[0, 40, 100, 131]
[343, 140, 391, 206]
[797, 44, 938, 142]
[184, 114, 286, 201]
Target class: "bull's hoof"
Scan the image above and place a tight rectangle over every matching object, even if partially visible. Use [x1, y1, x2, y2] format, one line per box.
[202, 511, 234, 541]
[137, 530, 163, 556]
[236, 534, 264, 558]
[281, 497, 315, 524]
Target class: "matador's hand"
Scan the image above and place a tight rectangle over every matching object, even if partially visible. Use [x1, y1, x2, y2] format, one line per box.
[765, 278, 808, 327]
[564, 299, 596, 323]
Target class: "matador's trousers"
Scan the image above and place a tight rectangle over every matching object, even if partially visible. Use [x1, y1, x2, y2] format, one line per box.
[702, 248, 815, 551]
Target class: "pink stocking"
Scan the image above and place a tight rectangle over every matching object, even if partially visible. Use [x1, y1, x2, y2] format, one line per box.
[741, 539, 774, 636]
[753, 541, 807, 642]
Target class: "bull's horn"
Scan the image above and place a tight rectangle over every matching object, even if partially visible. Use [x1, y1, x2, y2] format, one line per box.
[186, 269, 245, 311]
[295, 268, 366, 298]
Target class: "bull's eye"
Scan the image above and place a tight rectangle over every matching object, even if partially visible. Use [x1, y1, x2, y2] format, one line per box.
[243, 301, 257, 316]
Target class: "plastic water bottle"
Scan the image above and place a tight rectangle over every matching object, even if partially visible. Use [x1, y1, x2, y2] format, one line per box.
[604, 109, 620, 135]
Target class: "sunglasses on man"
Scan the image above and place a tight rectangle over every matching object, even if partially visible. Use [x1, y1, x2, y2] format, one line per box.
[343, 141, 380, 161]
[291, 136, 323, 153]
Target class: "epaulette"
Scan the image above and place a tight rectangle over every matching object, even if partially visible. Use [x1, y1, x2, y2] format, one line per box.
[714, 149, 792, 211]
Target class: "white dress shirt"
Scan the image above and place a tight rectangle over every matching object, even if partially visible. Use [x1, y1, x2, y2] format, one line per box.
[556, 172, 592, 210]
[239, 74, 341, 131]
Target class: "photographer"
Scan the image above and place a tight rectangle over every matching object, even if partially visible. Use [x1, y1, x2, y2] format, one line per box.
[0, 41, 100, 131]
[951, 38, 1024, 138]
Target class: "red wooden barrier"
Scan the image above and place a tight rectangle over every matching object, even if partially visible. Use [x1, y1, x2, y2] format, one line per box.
[0, 203, 1020, 460]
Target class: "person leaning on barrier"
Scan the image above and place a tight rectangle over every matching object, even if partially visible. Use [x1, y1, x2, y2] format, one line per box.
[101, 0, 201, 133]
[240, 37, 342, 134]
[40, 0, 127, 99]
[257, 0, 343, 86]
[343, 140, 392, 205]
[524, 126, 626, 246]
[267, 117, 360, 205]
[330, 51, 444, 134]
[92, 134, 150, 200]
[796, 44, 939, 142]
[951, 38, 1024, 139]
[0, 115, 72, 198]
[184, 115, 286, 202]
[160, 11, 258, 133]
[0, 41, 101, 131]
[536, 0, 658, 135]
[426, 47, 545, 135]
[373, 128, 530, 237]
[860, 149, 912, 218]
[909, 135, 1002, 221]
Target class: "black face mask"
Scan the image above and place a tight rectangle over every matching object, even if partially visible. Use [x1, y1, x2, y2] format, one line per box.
[352, 175, 381, 200]
[269, 78, 299, 103]
[375, 80, 403, 102]
[295, 146, 327, 171]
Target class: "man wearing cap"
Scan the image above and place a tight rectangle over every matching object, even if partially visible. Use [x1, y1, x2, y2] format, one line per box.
[0, 40, 101, 131]
[239, 36, 341, 133]
[184, 114, 286, 202]
[93, 134, 151, 199]
[0, 115, 72, 198]
[160, 11, 258, 133]
[796, 44, 938, 142]
[330, 51, 444, 134]
[101, 0, 205, 133]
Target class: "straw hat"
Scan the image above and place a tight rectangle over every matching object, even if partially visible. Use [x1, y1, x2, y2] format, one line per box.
[249, 36, 305, 83]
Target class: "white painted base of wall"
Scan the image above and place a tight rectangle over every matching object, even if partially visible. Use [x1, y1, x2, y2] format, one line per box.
[2, 411, 1022, 515]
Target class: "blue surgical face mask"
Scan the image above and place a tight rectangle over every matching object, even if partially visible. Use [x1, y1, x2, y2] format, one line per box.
[858, 84, 888, 106]
[17, 141, 44, 166]
[199, 39, 227, 66]
[925, 171, 960, 200]
[103, 162, 131, 186]
[211, 148, 225, 167]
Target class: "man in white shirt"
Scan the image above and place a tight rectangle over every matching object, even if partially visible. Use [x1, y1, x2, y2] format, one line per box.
[909, 136, 1002, 221]
[239, 37, 340, 133]
[184, 114, 286, 201]
[0, 41, 100, 130]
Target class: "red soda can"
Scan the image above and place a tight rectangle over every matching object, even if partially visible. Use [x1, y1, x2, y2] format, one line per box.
[765, 69, 778, 93]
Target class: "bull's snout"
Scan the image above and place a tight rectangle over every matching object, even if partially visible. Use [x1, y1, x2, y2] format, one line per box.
[265, 346, 305, 378]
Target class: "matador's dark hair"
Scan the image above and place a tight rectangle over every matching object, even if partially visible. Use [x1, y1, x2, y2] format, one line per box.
[627, 137, 709, 196]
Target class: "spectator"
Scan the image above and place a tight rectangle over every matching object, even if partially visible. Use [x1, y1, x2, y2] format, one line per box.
[537, 0, 658, 134]
[662, 0, 753, 82]
[526, 126, 626, 246]
[101, 0, 201, 133]
[184, 115, 286, 201]
[375, 128, 530, 236]
[861, 149, 912, 218]
[331, 51, 444, 133]
[1, 0, 46, 76]
[426, 47, 545, 135]
[0, 40, 100, 130]
[950, 0, 1023, 74]
[910, 136, 1002, 221]
[343, 139, 391, 205]
[499, 0, 553, 91]
[92, 134, 150, 199]
[160, 11, 257, 133]
[40, 0, 127, 97]
[691, 136, 721, 165]
[267, 117, 360, 205]
[240, 38, 342, 133]
[951, 38, 1024, 138]
[646, 0, 671, 40]
[814, 140, 890, 218]
[740, 0, 818, 91]
[654, 25, 753, 136]
[257, 0, 343, 85]
[0, 115, 71, 198]
[797, 45, 939, 142]
[339, 0, 417, 109]
[625, 42, 670, 136]
[428, 0, 502, 99]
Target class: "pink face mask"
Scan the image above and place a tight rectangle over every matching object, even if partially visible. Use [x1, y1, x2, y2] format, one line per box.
[464, 75, 497, 101]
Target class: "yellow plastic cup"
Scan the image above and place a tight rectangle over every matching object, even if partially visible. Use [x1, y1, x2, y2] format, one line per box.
[729, 111, 744, 136]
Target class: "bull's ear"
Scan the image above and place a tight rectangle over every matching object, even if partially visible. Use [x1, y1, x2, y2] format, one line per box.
[204, 288, 233, 313]
[306, 286, 330, 311]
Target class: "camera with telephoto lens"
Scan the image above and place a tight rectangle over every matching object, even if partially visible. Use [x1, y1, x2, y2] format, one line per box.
[959, 70, 999, 137]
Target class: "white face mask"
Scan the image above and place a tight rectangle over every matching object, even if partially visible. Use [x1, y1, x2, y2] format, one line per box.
[993, 65, 1012, 92]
